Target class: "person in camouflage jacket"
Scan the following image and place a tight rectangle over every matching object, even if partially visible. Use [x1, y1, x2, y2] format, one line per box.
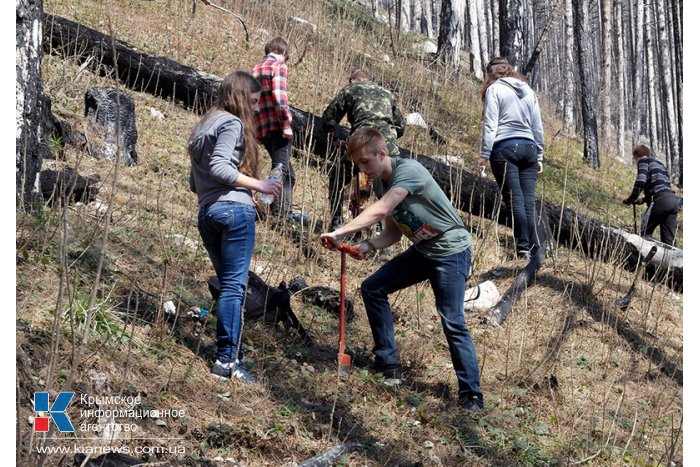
[321, 70, 406, 229]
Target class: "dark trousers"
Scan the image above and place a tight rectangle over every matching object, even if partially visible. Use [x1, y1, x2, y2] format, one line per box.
[640, 191, 680, 246]
[261, 131, 295, 218]
[489, 142, 539, 254]
[360, 247, 482, 400]
[328, 151, 355, 225]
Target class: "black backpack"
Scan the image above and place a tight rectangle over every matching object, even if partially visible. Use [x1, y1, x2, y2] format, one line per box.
[207, 271, 312, 345]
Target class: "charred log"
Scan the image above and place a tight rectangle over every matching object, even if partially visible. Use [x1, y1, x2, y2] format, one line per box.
[40, 168, 101, 204]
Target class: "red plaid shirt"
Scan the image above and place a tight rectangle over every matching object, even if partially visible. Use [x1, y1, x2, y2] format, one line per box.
[250, 54, 292, 140]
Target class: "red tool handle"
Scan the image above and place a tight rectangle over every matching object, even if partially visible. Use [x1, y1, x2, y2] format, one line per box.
[321, 238, 361, 258]
[339, 250, 346, 355]
[321, 238, 354, 370]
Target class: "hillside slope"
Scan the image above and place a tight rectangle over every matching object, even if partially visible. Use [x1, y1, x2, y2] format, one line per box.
[17, 0, 682, 465]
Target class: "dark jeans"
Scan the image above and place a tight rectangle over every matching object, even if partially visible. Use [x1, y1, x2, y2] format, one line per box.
[489, 142, 539, 254]
[640, 191, 680, 246]
[198, 202, 256, 363]
[360, 247, 482, 400]
[261, 131, 295, 218]
[328, 150, 355, 224]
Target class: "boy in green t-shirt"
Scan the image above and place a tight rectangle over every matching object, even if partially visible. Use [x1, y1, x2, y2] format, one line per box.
[320, 128, 483, 414]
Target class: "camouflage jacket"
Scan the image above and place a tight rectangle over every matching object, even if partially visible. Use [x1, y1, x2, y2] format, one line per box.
[321, 81, 405, 154]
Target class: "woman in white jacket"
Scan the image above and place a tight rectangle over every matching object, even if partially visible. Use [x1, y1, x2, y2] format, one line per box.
[476, 58, 544, 259]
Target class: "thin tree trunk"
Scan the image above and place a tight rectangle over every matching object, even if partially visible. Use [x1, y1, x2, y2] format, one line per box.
[422, 0, 434, 37]
[615, 0, 625, 161]
[601, 0, 613, 143]
[523, 0, 565, 77]
[437, 0, 466, 70]
[655, 0, 680, 185]
[499, 0, 524, 70]
[644, 2, 658, 153]
[670, 0, 682, 185]
[468, 0, 483, 79]
[412, 0, 422, 32]
[475, 0, 490, 74]
[491, 0, 500, 54]
[400, 0, 411, 32]
[563, 0, 575, 132]
[633, 0, 644, 142]
[17, 0, 50, 205]
[573, 0, 600, 168]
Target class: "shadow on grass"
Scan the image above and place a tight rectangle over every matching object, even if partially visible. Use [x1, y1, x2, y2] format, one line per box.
[487, 267, 682, 387]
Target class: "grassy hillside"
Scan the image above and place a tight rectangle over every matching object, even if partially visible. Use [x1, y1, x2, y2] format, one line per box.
[17, 0, 682, 465]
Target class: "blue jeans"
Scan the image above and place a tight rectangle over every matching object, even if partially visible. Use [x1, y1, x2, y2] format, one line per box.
[360, 247, 482, 399]
[490, 142, 539, 253]
[198, 202, 256, 363]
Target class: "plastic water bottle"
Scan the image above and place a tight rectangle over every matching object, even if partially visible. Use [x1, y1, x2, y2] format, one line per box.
[259, 163, 284, 205]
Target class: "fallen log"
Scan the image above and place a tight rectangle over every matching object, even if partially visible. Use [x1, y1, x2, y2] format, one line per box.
[44, 14, 682, 291]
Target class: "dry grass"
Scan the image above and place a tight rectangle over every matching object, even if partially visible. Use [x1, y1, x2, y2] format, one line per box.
[16, 0, 683, 465]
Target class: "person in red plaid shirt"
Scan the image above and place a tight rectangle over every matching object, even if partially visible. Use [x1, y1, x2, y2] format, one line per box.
[250, 36, 295, 220]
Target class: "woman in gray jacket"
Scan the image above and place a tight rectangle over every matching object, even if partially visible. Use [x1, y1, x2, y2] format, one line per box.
[476, 58, 544, 259]
[188, 71, 281, 382]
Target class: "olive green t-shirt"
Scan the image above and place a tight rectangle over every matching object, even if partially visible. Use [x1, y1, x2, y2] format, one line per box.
[384, 158, 471, 257]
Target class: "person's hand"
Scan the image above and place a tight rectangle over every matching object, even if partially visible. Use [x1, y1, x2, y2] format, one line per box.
[537, 161, 543, 174]
[476, 157, 488, 172]
[635, 198, 645, 205]
[258, 177, 282, 195]
[622, 198, 631, 206]
[320, 233, 340, 250]
[282, 128, 293, 139]
[333, 138, 348, 150]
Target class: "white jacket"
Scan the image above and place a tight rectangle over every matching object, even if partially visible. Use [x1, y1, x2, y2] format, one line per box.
[480, 77, 544, 161]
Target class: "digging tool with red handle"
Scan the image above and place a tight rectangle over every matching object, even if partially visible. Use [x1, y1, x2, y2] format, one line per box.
[321, 239, 359, 372]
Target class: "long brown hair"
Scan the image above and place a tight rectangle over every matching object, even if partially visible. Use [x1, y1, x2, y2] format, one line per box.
[480, 57, 527, 101]
[190, 71, 262, 178]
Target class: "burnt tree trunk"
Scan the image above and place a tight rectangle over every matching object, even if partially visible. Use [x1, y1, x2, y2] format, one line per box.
[499, 0, 524, 71]
[573, 0, 600, 169]
[17, 0, 51, 205]
[44, 14, 682, 291]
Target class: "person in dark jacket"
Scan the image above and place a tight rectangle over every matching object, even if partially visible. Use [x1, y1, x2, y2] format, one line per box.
[321, 70, 406, 230]
[623, 144, 680, 246]
[188, 71, 281, 382]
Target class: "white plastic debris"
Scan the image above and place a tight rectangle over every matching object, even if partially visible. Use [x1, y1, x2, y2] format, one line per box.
[406, 112, 429, 129]
[289, 16, 317, 33]
[166, 234, 200, 252]
[464, 281, 501, 312]
[163, 300, 177, 316]
[149, 107, 165, 120]
[412, 40, 437, 54]
[434, 155, 464, 167]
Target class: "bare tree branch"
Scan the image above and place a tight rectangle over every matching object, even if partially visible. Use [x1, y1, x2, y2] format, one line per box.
[199, 0, 249, 42]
